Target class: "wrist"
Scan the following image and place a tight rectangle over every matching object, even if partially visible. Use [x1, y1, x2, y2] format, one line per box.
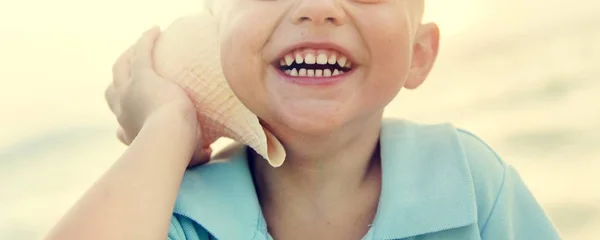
[151, 100, 198, 130]
[140, 108, 200, 157]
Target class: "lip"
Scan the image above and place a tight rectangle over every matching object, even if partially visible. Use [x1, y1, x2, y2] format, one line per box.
[271, 41, 358, 66]
[271, 65, 356, 86]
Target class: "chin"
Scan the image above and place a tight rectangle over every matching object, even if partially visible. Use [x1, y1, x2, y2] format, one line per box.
[266, 105, 351, 136]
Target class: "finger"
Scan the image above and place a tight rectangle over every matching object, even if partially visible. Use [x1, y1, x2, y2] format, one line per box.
[189, 147, 212, 167]
[131, 26, 160, 74]
[104, 84, 120, 115]
[112, 45, 134, 87]
[117, 127, 131, 145]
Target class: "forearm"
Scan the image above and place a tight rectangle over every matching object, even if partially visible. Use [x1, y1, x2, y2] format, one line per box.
[44, 114, 197, 240]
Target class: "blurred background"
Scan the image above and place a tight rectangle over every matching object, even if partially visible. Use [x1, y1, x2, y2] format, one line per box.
[1, 0, 598, 239]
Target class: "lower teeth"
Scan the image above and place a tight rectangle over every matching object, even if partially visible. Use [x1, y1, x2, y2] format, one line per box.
[284, 68, 343, 77]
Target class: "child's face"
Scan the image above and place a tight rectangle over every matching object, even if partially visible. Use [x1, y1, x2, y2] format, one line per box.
[216, 0, 439, 134]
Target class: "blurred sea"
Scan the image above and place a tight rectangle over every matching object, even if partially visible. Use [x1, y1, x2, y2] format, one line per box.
[1, 0, 599, 239]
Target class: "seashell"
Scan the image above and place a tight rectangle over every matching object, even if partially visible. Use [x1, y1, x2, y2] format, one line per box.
[151, 10, 285, 167]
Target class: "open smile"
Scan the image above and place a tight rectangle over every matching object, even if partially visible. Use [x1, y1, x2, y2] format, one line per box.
[271, 46, 357, 85]
[276, 48, 354, 77]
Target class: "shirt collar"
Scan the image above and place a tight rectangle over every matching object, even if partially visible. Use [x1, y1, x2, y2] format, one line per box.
[173, 119, 477, 239]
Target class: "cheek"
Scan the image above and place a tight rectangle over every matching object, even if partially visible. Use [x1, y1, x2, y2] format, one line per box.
[358, 18, 413, 108]
[220, 32, 255, 97]
[366, 51, 411, 110]
[360, 10, 412, 101]
[220, 34, 264, 114]
[366, 18, 412, 73]
[218, 8, 279, 113]
[360, 73, 405, 113]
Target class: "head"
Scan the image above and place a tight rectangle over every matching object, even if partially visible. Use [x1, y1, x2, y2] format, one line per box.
[208, 0, 439, 137]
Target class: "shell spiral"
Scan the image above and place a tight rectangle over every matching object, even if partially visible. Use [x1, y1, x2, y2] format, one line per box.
[151, 11, 285, 167]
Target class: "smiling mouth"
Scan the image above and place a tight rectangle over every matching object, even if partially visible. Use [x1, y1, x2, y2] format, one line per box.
[275, 49, 354, 77]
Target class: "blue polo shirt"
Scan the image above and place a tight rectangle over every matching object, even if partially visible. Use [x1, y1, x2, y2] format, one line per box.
[167, 119, 562, 240]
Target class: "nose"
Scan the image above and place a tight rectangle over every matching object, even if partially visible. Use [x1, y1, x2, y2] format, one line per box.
[290, 0, 346, 26]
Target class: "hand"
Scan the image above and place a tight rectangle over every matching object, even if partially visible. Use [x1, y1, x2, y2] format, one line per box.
[105, 26, 211, 166]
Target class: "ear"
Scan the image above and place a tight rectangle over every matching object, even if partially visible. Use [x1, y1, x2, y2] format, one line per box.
[404, 22, 440, 90]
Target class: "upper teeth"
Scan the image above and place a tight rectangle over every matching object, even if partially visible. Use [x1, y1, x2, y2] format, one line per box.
[280, 50, 352, 69]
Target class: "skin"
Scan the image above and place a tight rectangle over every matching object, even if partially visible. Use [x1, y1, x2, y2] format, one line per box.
[43, 28, 204, 240]
[43, 0, 439, 239]
[217, 1, 438, 238]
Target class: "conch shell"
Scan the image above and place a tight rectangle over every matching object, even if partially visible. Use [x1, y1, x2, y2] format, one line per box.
[151, 10, 286, 167]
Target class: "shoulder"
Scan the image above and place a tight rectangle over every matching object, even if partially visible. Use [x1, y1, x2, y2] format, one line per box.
[382, 117, 506, 178]
[381, 118, 507, 173]
[453, 127, 507, 195]
[453, 128, 508, 231]
[380, 119, 509, 229]
[381, 118, 560, 238]
[451, 127, 560, 238]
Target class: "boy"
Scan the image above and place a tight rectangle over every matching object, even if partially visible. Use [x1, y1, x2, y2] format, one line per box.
[44, 0, 562, 239]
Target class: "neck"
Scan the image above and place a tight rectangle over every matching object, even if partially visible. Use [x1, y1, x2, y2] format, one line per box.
[250, 114, 383, 214]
